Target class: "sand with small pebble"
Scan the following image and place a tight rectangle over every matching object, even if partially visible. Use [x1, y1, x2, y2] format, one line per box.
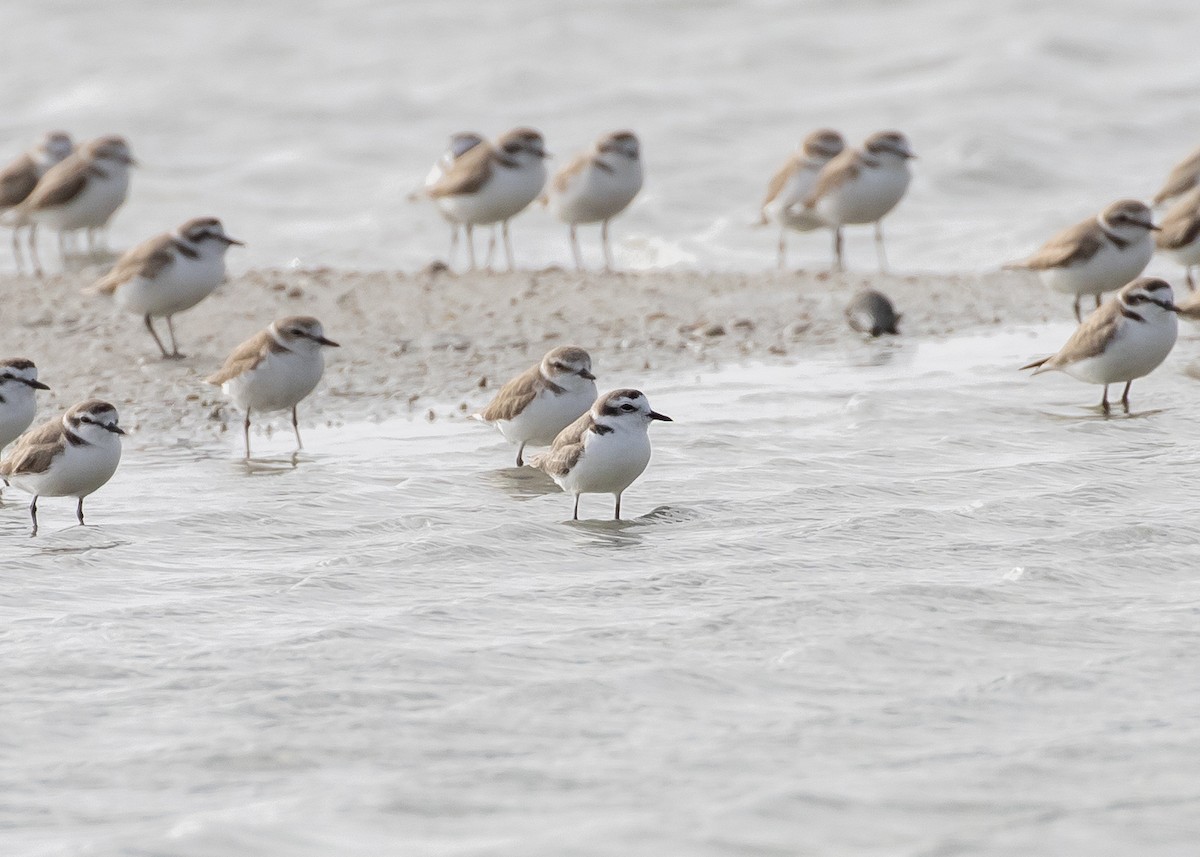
[2, 264, 1068, 442]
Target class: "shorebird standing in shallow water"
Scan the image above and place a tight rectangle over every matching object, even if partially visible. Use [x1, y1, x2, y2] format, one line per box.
[0, 131, 73, 273]
[1021, 277, 1178, 414]
[531, 388, 671, 521]
[759, 128, 845, 270]
[1006, 199, 1158, 322]
[0, 359, 51, 454]
[85, 216, 244, 359]
[1155, 186, 1200, 290]
[802, 130, 915, 273]
[206, 316, 339, 459]
[544, 130, 643, 271]
[473, 346, 597, 466]
[0, 400, 124, 536]
[426, 127, 548, 271]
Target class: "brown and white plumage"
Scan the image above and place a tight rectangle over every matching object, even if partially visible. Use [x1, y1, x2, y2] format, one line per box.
[1, 131, 74, 273]
[1007, 199, 1158, 322]
[1154, 146, 1200, 208]
[759, 129, 845, 269]
[87, 216, 243, 359]
[207, 316, 339, 459]
[474, 346, 597, 466]
[1156, 186, 1200, 290]
[530, 388, 672, 521]
[0, 399, 124, 536]
[1021, 277, 1178, 413]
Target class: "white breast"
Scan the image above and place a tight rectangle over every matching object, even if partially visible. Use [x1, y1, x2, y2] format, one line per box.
[557, 424, 652, 496]
[1064, 312, 1178, 385]
[34, 167, 130, 230]
[549, 158, 643, 225]
[9, 435, 122, 499]
[496, 381, 597, 447]
[224, 348, 326, 414]
[0, 387, 38, 449]
[115, 250, 227, 317]
[438, 160, 546, 225]
[1039, 235, 1154, 296]
[814, 161, 911, 227]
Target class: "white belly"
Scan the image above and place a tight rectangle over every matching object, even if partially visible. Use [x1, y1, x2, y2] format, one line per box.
[0, 392, 38, 449]
[814, 165, 911, 226]
[765, 167, 824, 232]
[114, 253, 226, 317]
[9, 438, 122, 499]
[34, 171, 130, 230]
[437, 162, 546, 225]
[550, 162, 643, 225]
[225, 351, 325, 414]
[556, 428, 652, 497]
[1063, 316, 1178, 385]
[1039, 237, 1154, 296]
[496, 383, 596, 447]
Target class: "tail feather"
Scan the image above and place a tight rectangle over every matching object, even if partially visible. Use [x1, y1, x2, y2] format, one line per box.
[1020, 356, 1051, 373]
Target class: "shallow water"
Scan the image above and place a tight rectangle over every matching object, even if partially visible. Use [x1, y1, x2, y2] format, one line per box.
[5, 0, 1200, 275]
[7, 323, 1200, 854]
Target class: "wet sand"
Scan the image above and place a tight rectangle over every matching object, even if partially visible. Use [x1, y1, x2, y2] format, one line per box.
[3, 265, 1065, 441]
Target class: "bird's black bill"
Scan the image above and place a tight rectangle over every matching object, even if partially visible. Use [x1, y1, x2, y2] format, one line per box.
[224, 236, 246, 246]
[105, 424, 126, 435]
[24, 379, 51, 390]
[579, 369, 596, 380]
[649, 411, 673, 421]
[315, 335, 340, 347]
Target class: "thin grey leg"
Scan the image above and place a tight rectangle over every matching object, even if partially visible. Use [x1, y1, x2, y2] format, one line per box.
[448, 225, 459, 267]
[777, 228, 787, 271]
[1100, 385, 1111, 415]
[601, 220, 613, 272]
[569, 224, 583, 271]
[243, 412, 252, 460]
[29, 224, 42, 277]
[1187, 266, 1195, 291]
[76, 497, 85, 526]
[1073, 295, 1082, 323]
[165, 316, 184, 358]
[833, 227, 844, 272]
[292, 405, 303, 451]
[465, 224, 476, 270]
[1094, 294, 1102, 311]
[516, 442, 526, 467]
[12, 226, 24, 273]
[29, 495, 39, 537]
[874, 221, 888, 272]
[614, 493, 622, 520]
[572, 494, 580, 521]
[144, 315, 171, 359]
[502, 221, 515, 271]
[1121, 381, 1132, 412]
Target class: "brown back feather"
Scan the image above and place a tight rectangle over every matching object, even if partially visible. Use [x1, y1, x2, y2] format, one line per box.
[1154, 147, 1200, 205]
[427, 143, 495, 198]
[1012, 217, 1104, 270]
[804, 149, 863, 207]
[0, 154, 38, 209]
[205, 330, 283, 385]
[531, 410, 594, 477]
[89, 233, 178, 294]
[23, 155, 93, 210]
[478, 363, 565, 422]
[0, 417, 66, 477]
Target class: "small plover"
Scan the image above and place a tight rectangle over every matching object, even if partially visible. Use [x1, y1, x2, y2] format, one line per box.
[1021, 277, 1178, 414]
[0, 399, 124, 536]
[415, 132, 488, 267]
[1155, 186, 1200, 290]
[1154, 145, 1200, 208]
[206, 316, 339, 459]
[0, 359, 51, 452]
[530, 388, 671, 521]
[86, 216, 244, 359]
[845, 289, 901, 337]
[426, 127, 548, 271]
[473, 346, 597, 466]
[1, 131, 74, 272]
[1006, 199, 1158, 322]
[803, 130, 915, 272]
[759, 129, 845, 269]
[544, 130, 643, 271]
[17, 135, 136, 274]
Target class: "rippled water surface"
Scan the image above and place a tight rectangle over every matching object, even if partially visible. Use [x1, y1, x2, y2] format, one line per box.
[8, 325, 1200, 854]
[5, 0, 1200, 274]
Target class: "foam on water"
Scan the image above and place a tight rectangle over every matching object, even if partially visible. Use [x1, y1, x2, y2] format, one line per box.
[7, 324, 1200, 853]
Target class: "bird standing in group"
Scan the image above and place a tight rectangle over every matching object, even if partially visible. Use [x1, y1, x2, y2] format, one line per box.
[0, 400, 124, 536]
[1021, 277, 1178, 414]
[759, 128, 845, 269]
[16, 135, 135, 274]
[426, 127, 548, 271]
[0, 131, 74, 273]
[802, 130, 915, 272]
[473, 346, 597, 466]
[1006, 199, 1158, 322]
[415, 132, 489, 268]
[1155, 186, 1200, 290]
[544, 130, 643, 271]
[206, 316, 339, 459]
[530, 388, 671, 521]
[1153, 145, 1200, 209]
[85, 216, 244, 359]
[0, 359, 51, 453]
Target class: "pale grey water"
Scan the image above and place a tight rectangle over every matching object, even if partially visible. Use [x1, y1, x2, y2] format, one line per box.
[4, 0, 1200, 274]
[7, 324, 1200, 854]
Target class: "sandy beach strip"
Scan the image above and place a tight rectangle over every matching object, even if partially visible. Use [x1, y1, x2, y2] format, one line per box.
[2, 266, 1065, 441]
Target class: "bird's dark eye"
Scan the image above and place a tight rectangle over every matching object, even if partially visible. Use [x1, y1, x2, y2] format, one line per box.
[504, 143, 520, 154]
[621, 404, 636, 411]
[1128, 294, 1144, 303]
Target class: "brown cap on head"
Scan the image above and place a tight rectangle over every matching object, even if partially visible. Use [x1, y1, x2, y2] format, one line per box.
[802, 129, 845, 159]
[864, 130, 915, 159]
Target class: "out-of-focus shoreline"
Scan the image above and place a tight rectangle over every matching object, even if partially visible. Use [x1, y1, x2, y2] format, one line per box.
[2, 265, 1068, 442]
